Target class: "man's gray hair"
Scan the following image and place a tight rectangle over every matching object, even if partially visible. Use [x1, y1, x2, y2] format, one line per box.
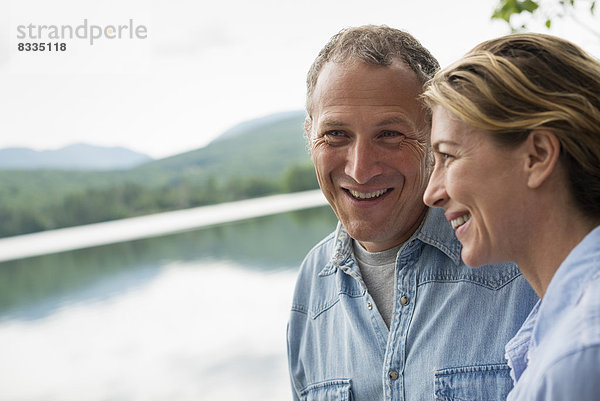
[305, 25, 440, 116]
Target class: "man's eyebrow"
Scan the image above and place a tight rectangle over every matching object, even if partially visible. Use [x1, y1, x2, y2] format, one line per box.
[320, 119, 348, 128]
[319, 116, 416, 130]
[376, 116, 410, 127]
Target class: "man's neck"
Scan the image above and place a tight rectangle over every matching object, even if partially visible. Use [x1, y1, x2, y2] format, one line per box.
[358, 206, 428, 252]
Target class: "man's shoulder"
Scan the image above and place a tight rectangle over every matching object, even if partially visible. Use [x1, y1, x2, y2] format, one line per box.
[308, 230, 337, 256]
[298, 230, 337, 272]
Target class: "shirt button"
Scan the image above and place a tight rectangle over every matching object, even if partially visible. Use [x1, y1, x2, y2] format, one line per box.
[367, 301, 373, 310]
[389, 370, 399, 380]
[409, 240, 416, 247]
[400, 296, 410, 306]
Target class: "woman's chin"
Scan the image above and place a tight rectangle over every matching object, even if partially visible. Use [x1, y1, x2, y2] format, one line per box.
[460, 248, 489, 268]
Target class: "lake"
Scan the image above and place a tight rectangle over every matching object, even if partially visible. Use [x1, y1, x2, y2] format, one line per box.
[0, 206, 337, 401]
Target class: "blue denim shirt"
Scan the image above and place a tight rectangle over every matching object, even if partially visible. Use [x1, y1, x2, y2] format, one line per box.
[287, 207, 538, 401]
[505, 225, 600, 401]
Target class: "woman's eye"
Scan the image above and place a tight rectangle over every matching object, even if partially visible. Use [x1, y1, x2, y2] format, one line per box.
[432, 151, 453, 168]
[437, 152, 454, 164]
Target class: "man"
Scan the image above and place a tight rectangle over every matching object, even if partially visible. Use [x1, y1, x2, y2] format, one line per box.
[287, 25, 538, 401]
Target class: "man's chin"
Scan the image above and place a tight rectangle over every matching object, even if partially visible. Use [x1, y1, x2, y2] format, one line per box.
[342, 223, 387, 245]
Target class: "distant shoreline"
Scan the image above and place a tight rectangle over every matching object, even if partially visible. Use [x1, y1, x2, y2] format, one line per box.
[0, 190, 328, 263]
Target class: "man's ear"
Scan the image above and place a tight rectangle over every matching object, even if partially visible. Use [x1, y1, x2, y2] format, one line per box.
[304, 116, 312, 137]
[525, 129, 561, 189]
[304, 116, 314, 151]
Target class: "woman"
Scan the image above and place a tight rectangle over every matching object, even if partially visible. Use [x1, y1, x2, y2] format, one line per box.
[422, 33, 600, 400]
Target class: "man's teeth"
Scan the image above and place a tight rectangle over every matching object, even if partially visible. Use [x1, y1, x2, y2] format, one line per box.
[451, 214, 471, 229]
[348, 188, 389, 199]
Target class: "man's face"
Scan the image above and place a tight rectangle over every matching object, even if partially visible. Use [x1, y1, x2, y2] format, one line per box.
[307, 60, 431, 252]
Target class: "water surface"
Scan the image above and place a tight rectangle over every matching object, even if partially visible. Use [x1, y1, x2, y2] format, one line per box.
[0, 207, 337, 401]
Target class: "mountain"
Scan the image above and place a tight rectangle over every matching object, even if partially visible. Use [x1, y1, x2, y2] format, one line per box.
[0, 110, 318, 238]
[131, 109, 309, 184]
[212, 110, 306, 142]
[0, 143, 152, 170]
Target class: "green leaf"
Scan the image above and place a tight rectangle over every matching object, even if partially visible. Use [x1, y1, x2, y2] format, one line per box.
[491, 0, 539, 22]
[492, 0, 519, 22]
[591, 1, 596, 15]
[545, 18, 552, 28]
[519, 0, 540, 13]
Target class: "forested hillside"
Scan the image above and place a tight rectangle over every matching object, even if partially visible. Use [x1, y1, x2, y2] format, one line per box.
[0, 144, 151, 170]
[0, 111, 320, 238]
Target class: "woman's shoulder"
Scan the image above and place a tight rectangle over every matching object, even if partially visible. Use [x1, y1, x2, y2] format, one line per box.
[540, 273, 600, 360]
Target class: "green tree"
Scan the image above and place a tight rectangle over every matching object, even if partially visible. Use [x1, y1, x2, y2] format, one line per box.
[492, 0, 599, 36]
[280, 163, 319, 193]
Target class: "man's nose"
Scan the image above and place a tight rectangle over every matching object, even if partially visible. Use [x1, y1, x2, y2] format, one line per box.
[423, 167, 448, 208]
[344, 139, 384, 184]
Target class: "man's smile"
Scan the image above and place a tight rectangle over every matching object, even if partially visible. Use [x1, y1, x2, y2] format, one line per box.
[344, 188, 391, 200]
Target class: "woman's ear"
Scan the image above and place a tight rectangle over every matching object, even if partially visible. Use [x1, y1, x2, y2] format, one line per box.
[525, 129, 561, 189]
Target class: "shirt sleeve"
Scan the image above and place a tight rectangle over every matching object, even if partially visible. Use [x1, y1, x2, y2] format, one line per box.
[286, 322, 301, 401]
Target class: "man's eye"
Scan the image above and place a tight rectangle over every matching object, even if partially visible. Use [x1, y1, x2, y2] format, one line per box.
[379, 131, 407, 145]
[380, 130, 404, 138]
[321, 130, 348, 146]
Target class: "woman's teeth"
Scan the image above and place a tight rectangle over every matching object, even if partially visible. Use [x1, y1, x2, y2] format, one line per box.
[348, 188, 389, 199]
[451, 214, 471, 229]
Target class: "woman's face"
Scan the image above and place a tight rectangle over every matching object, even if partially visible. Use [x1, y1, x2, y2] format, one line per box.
[423, 106, 529, 267]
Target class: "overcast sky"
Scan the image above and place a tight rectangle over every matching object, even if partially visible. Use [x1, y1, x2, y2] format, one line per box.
[1, 0, 599, 159]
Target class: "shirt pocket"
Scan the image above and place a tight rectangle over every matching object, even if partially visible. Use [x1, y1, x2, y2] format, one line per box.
[434, 363, 512, 401]
[300, 379, 353, 401]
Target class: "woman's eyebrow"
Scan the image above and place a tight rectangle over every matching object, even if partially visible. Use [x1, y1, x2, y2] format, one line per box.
[432, 140, 459, 152]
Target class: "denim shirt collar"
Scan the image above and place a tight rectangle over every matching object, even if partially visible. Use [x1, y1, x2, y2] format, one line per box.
[417, 207, 462, 265]
[317, 221, 353, 277]
[318, 207, 461, 277]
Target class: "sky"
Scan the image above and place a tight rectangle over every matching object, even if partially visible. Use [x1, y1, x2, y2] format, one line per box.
[1, 0, 599, 159]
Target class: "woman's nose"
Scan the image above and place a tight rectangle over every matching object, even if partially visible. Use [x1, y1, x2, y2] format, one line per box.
[423, 167, 448, 208]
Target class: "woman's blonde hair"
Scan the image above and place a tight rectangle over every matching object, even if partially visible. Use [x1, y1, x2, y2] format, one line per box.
[422, 33, 600, 218]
